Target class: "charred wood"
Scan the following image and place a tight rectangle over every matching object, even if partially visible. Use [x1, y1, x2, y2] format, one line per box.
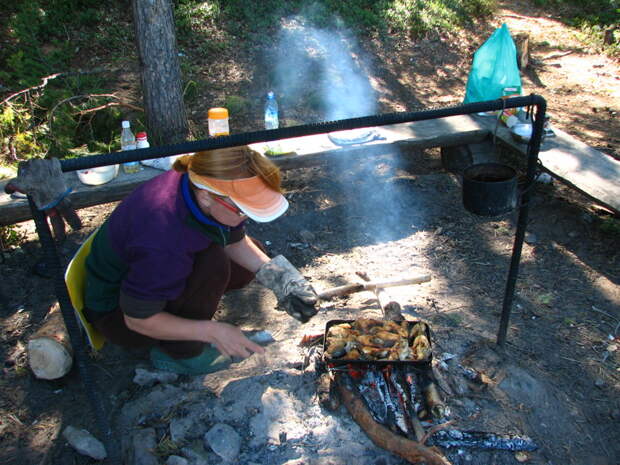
[336, 374, 451, 465]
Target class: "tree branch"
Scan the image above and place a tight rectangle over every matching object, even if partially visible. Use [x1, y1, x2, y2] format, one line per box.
[1, 69, 111, 106]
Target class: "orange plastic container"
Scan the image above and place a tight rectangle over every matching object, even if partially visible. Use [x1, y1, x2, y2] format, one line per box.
[208, 107, 230, 137]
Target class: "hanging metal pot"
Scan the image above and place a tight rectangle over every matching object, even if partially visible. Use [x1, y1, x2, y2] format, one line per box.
[462, 163, 518, 217]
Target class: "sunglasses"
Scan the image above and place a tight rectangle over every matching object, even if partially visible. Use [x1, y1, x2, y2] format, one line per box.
[210, 194, 245, 217]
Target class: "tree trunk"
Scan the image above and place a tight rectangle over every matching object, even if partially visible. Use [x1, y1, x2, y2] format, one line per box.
[28, 303, 73, 380]
[132, 0, 189, 146]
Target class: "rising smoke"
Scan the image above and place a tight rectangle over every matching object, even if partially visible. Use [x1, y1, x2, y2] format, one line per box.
[269, 12, 421, 246]
[272, 15, 377, 121]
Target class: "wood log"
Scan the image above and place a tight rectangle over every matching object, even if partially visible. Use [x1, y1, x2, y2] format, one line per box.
[336, 375, 451, 465]
[355, 271, 405, 320]
[317, 372, 340, 411]
[514, 33, 530, 70]
[28, 303, 73, 380]
[318, 273, 431, 301]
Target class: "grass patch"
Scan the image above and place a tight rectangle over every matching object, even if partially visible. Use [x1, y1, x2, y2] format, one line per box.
[532, 0, 620, 55]
[599, 217, 620, 236]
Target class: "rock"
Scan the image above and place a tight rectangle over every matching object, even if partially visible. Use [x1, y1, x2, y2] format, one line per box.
[62, 425, 107, 460]
[299, 229, 315, 242]
[180, 446, 209, 465]
[524, 232, 538, 244]
[212, 378, 265, 423]
[536, 173, 553, 184]
[133, 367, 179, 387]
[204, 423, 241, 462]
[249, 387, 307, 446]
[166, 456, 189, 465]
[131, 428, 159, 465]
[170, 416, 194, 444]
[244, 330, 276, 346]
[594, 378, 605, 388]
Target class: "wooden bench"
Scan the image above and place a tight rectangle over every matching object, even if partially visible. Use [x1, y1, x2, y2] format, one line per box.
[0, 115, 488, 226]
[473, 115, 620, 216]
[1, 112, 617, 225]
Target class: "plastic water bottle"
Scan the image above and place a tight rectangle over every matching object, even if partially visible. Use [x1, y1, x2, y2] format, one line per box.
[264, 91, 279, 130]
[121, 120, 140, 174]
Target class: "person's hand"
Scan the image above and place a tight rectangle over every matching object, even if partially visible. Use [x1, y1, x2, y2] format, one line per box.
[255, 255, 319, 323]
[205, 321, 265, 358]
[5, 158, 81, 241]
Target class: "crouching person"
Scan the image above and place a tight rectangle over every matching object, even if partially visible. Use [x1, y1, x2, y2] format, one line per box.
[83, 146, 318, 375]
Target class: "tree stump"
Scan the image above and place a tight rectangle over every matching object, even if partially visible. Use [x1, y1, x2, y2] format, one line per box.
[514, 33, 530, 70]
[28, 303, 73, 379]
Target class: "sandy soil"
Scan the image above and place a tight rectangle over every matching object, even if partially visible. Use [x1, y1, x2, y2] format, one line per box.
[1, 1, 619, 464]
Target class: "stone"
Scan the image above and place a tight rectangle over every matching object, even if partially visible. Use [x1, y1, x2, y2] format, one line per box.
[213, 378, 265, 423]
[62, 425, 107, 460]
[131, 428, 159, 465]
[299, 229, 315, 242]
[204, 423, 241, 462]
[133, 367, 179, 387]
[180, 446, 209, 465]
[170, 411, 204, 443]
[166, 456, 189, 465]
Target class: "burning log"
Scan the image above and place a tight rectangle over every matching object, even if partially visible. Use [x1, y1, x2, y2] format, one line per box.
[28, 302, 73, 379]
[429, 429, 537, 451]
[423, 381, 447, 419]
[336, 373, 452, 465]
[317, 372, 340, 411]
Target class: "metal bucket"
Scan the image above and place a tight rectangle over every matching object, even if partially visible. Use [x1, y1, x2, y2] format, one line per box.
[462, 163, 518, 216]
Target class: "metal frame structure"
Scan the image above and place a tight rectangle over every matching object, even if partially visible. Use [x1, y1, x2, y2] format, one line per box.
[26, 95, 546, 463]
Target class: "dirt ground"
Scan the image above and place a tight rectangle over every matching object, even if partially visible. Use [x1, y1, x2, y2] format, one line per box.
[1, 1, 619, 464]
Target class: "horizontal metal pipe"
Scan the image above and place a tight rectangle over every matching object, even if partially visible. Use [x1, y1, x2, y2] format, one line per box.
[60, 96, 544, 172]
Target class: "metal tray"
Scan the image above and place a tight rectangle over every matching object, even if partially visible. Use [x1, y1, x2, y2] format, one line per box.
[322, 319, 432, 368]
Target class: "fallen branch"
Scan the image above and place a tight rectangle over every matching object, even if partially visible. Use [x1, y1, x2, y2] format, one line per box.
[79, 100, 143, 115]
[589, 305, 619, 323]
[318, 273, 431, 301]
[336, 374, 451, 465]
[46, 94, 142, 154]
[1, 69, 111, 106]
[420, 420, 455, 445]
[355, 270, 405, 320]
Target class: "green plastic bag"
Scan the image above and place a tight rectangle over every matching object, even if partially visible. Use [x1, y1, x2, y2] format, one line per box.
[463, 23, 522, 104]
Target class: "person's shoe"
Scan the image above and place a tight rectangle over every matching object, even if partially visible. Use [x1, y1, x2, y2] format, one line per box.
[149, 346, 231, 375]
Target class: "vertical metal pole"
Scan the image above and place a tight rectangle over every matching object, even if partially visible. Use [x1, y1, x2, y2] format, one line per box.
[497, 97, 547, 346]
[28, 198, 120, 464]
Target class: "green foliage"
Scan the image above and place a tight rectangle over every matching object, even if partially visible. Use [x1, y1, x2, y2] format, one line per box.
[599, 217, 620, 236]
[0, 224, 26, 249]
[224, 95, 250, 116]
[0, 0, 124, 166]
[383, 0, 496, 36]
[216, 0, 496, 38]
[175, 0, 222, 38]
[532, 0, 619, 25]
[531, 0, 619, 51]
[1, 0, 103, 87]
[220, 0, 303, 37]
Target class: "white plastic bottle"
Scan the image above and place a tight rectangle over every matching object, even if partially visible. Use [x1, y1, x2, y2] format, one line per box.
[264, 91, 279, 130]
[136, 132, 149, 149]
[121, 121, 140, 174]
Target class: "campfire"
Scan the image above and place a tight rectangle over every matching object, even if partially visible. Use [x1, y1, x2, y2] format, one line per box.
[305, 272, 537, 465]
